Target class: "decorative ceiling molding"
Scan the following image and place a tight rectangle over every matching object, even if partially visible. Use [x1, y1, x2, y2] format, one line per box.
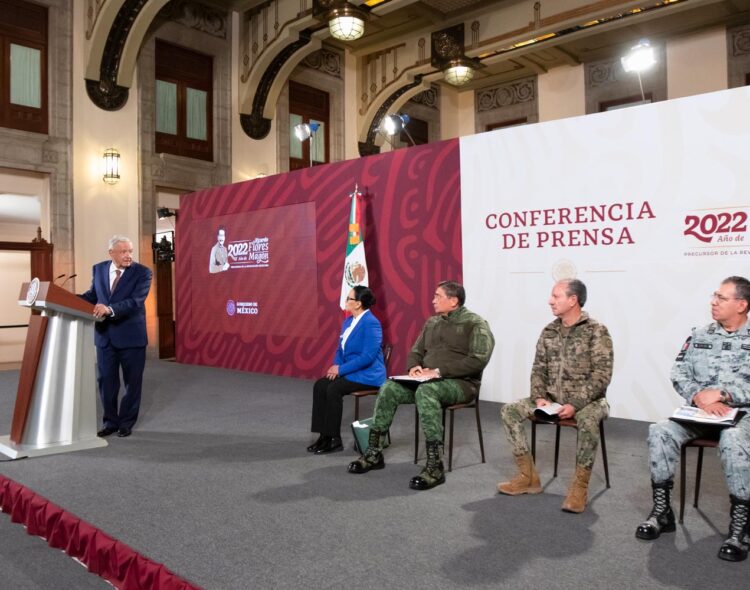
[240, 28, 317, 139]
[86, 0, 150, 111]
[159, 0, 228, 39]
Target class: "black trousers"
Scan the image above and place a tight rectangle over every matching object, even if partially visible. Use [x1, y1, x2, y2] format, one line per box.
[311, 376, 374, 436]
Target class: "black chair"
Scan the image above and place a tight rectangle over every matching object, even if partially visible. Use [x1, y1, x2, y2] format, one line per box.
[351, 344, 393, 422]
[679, 436, 720, 523]
[529, 416, 610, 488]
[414, 394, 486, 472]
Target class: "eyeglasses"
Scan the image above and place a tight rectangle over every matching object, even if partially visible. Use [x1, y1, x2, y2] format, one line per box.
[346, 297, 357, 302]
[711, 292, 739, 303]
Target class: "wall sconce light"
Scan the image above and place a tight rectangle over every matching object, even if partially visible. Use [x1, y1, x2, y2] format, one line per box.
[314, 1, 367, 42]
[621, 39, 656, 101]
[431, 24, 482, 87]
[380, 114, 415, 146]
[294, 121, 321, 167]
[102, 148, 120, 184]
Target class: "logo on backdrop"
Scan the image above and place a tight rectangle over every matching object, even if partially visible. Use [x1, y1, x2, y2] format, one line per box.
[226, 237, 270, 269]
[225, 300, 259, 316]
[682, 208, 750, 258]
[484, 201, 656, 250]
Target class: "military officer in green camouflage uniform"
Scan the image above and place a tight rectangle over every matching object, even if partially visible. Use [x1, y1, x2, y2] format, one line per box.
[498, 279, 613, 513]
[636, 276, 750, 562]
[348, 280, 495, 490]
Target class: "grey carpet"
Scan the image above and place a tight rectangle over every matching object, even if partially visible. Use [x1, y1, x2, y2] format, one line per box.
[0, 361, 747, 589]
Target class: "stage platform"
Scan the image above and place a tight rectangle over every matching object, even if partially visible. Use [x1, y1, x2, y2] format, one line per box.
[0, 361, 747, 589]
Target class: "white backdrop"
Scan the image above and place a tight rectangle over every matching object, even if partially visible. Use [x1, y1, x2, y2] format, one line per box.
[460, 86, 750, 422]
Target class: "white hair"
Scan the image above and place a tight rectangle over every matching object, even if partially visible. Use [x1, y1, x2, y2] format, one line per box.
[108, 235, 133, 250]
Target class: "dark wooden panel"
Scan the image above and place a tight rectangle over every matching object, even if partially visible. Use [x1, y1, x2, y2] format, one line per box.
[10, 314, 47, 442]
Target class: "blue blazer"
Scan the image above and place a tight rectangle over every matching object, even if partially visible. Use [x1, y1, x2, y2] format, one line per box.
[79, 261, 153, 348]
[333, 311, 387, 387]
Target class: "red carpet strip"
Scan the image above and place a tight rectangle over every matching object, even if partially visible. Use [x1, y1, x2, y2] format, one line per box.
[0, 474, 201, 590]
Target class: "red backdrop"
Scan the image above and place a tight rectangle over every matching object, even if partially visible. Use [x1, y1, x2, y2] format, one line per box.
[176, 139, 462, 378]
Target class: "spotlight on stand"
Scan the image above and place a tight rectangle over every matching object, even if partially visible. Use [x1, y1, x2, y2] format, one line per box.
[294, 122, 321, 167]
[379, 114, 415, 147]
[621, 39, 656, 101]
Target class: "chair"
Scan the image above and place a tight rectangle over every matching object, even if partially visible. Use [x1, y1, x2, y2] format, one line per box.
[529, 416, 610, 488]
[351, 344, 393, 422]
[679, 436, 720, 523]
[414, 394, 486, 472]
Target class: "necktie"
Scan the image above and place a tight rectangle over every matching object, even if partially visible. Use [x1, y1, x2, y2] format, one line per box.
[111, 269, 122, 293]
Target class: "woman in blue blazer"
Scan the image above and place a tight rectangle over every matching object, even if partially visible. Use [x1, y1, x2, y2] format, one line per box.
[308, 286, 387, 454]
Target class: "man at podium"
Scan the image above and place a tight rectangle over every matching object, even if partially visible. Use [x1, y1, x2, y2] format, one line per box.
[79, 236, 152, 438]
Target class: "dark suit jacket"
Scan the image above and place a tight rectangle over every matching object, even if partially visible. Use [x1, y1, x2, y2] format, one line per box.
[333, 311, 386, 387]
[79, 261, 153, 348]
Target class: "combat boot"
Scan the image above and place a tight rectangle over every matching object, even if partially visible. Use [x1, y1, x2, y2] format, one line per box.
[635, 480, 676, 540]
[718, 495, 750, 562]
[409, 440, 446, 490]
[497, 453, 542, 495]
[561, 465, 592, 513]
[348, 428, 385, 474]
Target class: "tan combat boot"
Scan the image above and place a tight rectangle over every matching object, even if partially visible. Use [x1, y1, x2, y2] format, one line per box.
[561, 465, 592, 513]
[497, 453, 542, 495]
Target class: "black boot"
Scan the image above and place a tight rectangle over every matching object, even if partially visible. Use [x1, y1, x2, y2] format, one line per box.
[315, 435, 343, 454]
[409, 440, 446, 491]
[307, 434, 326, 453]
[636, 481, 676, 540]
[348, 428, 385, 474]
[718, 495, 750, 562]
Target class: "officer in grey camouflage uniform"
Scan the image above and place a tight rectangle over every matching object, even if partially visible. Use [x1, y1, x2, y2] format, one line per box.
[636, 276, 750, 562]
[348, 281, 495, 491]
[498, 279, 613, 513]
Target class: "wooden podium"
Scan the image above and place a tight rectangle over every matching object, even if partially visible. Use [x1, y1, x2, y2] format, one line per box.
[0, 279, 107, 459]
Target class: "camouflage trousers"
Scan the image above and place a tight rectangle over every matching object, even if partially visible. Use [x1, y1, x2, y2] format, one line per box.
[648, 414, 750, 500]
[372, 379, 469, 442]
[500, 397, 609, 470]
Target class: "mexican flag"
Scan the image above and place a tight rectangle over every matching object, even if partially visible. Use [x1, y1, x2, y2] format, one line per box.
[340, 187, 369, 309]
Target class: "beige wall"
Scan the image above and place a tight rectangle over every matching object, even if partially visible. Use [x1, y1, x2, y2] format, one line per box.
[0, 251, 31, 363]
[667, 26, 728, 99]
[344, 50, 360, 161]
[538, 64, 585, 122]
[72, 3, 141, 290]
[457, 90, 476, 138]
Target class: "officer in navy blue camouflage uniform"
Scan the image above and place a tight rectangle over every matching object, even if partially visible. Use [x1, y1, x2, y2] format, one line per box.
[636, 276, 750, 562]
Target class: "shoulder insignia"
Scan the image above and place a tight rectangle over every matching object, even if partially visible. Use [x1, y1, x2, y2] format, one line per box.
[675, 336, 692, 361]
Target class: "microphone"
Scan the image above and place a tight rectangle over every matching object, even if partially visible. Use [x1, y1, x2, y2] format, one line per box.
[53, 273, 66, 284]
[60, 274, 77, 287]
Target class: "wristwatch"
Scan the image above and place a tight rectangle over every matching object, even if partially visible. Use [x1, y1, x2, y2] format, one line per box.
[720, 390, 731, 404]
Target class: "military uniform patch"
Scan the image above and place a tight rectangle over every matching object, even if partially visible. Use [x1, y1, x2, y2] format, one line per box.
[693, 342, 712, 349]
[723, 342, 732, 351]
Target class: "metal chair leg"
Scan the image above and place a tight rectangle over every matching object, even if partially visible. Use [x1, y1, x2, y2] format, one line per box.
[448, 409, 455, 472]
[599, 421, 610, 488]
[475, 401, 485, 464]
[679, 444, 687, 524]
[354, 396, 360, 422]
[531, 420, 537, 461]
[414, 409, 419, 464]
[694, 447, 704, 508]
[553, 424, 561, 478]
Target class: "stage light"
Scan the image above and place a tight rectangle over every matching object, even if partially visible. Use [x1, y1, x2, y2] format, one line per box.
[294, 122, 320, 142]
[621, 40, 656, 101]
[621, 40, 656, 73]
